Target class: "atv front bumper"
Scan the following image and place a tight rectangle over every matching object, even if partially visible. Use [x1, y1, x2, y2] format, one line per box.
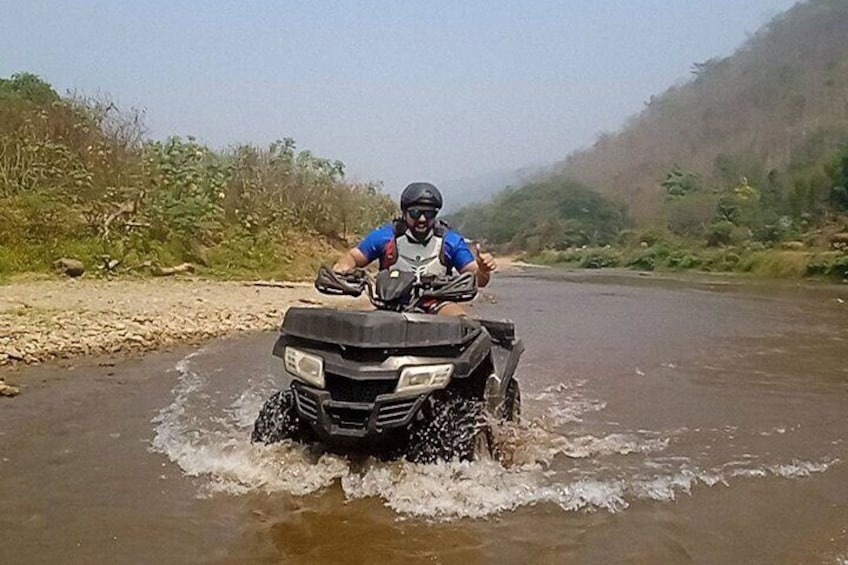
[291, 381, 428, 440]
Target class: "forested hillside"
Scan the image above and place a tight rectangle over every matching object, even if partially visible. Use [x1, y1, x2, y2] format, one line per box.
[452, 0, 848, 278]
[0, 73, 395, 278]
[563, 0, 848, 225]
[449, 179, 625, 252]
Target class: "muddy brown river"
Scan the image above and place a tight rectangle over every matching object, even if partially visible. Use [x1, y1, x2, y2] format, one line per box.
[2, 269, 847, 564]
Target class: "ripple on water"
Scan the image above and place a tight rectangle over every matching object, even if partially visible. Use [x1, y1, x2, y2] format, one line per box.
[149, 351, 839, 521]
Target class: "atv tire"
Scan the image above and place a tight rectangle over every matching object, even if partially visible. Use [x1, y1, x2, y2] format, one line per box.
[503, 379, 521, 422]
[406, 395, 492, 463]
[251, 390, 312, 445]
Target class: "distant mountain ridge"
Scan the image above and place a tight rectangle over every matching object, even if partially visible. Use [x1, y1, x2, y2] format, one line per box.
[556, 0, 848, 222]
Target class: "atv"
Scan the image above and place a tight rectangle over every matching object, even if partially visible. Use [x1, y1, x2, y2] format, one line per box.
[251, 266, 524, 462]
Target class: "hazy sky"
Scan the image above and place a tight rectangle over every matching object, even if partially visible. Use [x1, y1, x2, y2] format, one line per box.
[2, 0, 798, 196]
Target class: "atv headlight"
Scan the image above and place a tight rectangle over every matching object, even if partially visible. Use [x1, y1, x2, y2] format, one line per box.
[284, 347, 325, 388]
[395, 363, 454, 394]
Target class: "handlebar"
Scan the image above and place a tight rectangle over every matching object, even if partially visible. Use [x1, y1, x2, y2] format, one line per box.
[314, 266, 367, 297]
[314, 265, 477, 311]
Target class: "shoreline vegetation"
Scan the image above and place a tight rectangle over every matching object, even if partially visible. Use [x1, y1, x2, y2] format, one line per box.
[0, 72, 396, 283]
[520, 235, 848, 282]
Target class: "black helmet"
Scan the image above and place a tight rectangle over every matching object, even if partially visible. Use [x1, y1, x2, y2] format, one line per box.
[400, 182, 443, 210]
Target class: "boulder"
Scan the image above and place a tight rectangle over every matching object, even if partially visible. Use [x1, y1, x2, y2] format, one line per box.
[53, 258, 85, 277]
[0, 378, 20, 397]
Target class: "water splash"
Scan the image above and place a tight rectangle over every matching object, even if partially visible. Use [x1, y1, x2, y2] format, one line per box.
[341, 460, 629, 518]
[768, 459, 837, 478]
[150, 350, 349, 497]
[150, 350, 840, 520]
[528, 381, 607, 425]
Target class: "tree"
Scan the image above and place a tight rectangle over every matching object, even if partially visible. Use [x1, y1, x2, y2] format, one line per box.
[662, 166, 702, 198]
[826, 146, 848, 210]
[0, 72, 60, 105]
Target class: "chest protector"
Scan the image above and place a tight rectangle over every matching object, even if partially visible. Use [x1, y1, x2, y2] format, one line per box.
[381, 219, 449, 276]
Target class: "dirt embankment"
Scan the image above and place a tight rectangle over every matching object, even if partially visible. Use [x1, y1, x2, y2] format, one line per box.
[0, 278, 357, 371]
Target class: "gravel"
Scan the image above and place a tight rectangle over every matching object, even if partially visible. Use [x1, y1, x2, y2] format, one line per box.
[0, 278, 359, 369]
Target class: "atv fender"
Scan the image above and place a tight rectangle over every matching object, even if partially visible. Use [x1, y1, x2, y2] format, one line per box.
[480, 318, 524, 415]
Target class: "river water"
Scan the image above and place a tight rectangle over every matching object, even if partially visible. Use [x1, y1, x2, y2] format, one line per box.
[1, 269, 847, 564]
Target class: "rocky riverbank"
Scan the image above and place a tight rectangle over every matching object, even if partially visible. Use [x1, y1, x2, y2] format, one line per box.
[0, 278, 357, 371]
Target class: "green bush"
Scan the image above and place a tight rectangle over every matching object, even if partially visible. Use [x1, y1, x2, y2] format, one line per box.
[702, 249, 742, 271]
[626, 254, 655, 271]
[665, 251, 702, 270]
[634, 227, 673, 247]
[706, 221, 735, 246]
[559, 250, 585, 263]
[806, 253, 848, 279]
[580, 249, 621, 269]
[625, 245, 672, 271]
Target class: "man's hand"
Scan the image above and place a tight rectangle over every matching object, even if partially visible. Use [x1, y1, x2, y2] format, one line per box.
[333, 248, 368, 274]
[468, 242, 497, 287]
[475, 243, 497, 274]
[332, 259, 354, 274]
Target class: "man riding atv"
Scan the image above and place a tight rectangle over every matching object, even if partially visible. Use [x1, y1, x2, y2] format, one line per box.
[333, 182, 497, 315]
[250, 182, 521, 462]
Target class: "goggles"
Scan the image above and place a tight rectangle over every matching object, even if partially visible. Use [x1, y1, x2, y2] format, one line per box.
[406, 207, 439, 220]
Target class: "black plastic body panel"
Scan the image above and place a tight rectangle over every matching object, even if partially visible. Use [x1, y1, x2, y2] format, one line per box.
[281, 307, 482, 348]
